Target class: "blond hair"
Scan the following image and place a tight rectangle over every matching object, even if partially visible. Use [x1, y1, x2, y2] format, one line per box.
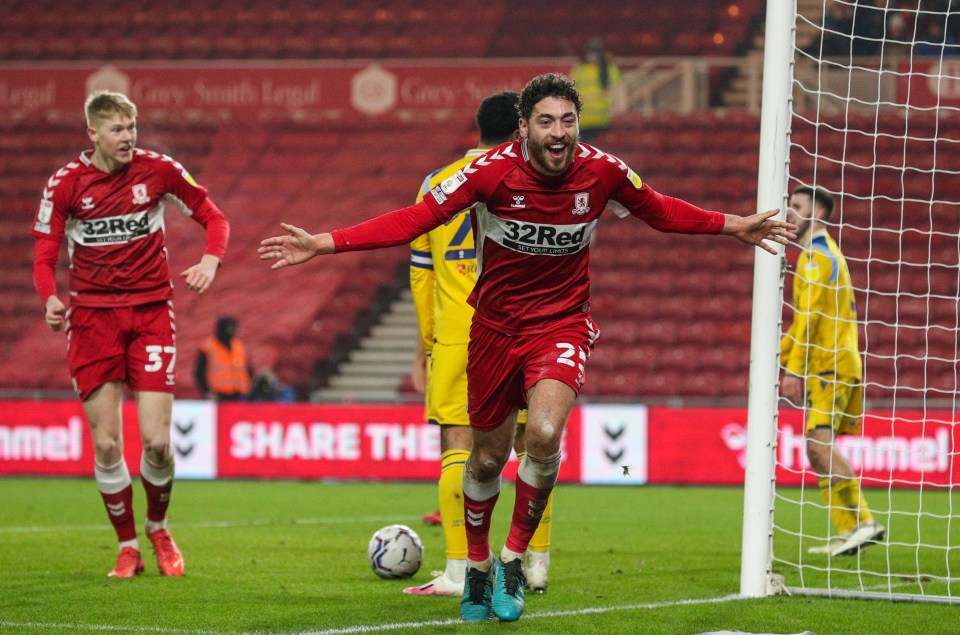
[84, 91, 137, 127]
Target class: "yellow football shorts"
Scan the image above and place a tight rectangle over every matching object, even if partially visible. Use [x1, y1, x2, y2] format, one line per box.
[805, 373, 863, 435]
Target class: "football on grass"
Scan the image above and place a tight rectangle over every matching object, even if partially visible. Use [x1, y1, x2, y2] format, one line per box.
[367, 524, 424, 579]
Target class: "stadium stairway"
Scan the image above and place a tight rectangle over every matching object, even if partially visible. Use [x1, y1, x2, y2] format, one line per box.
[310, 287, 421, 403]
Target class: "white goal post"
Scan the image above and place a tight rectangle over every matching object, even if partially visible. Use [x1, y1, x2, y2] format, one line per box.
[742, 0, 960, 604]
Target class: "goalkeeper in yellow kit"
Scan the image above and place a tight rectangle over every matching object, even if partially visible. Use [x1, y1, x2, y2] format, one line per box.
[781, 185, 885, 557]
[404, 92, 553, 596]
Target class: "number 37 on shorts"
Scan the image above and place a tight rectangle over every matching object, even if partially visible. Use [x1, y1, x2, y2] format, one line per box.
[145, 345, 177, 386]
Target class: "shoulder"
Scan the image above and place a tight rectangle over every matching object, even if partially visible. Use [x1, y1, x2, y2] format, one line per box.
[427, 143, 519, 204]
[810, 235, 841, 266]
[133, 148, 183, 172]
[575, 143, 639, 185]
[134, 149, 204, 188]
[471, 141, 522, 173]
[42, 154, 90, 203]
[47, 153, 89, 185]
[427, 151, 483, 189]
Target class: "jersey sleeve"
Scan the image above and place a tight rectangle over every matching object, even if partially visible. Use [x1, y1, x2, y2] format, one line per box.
[409, 170, 445, 352]
[158, 156, 211, 210]
[781, 250, 826, 377]
[32, 236, 60, 305]
[606, 161, 725, 234]
[30, 171, 72, 303]
[158, 157, 230, 261]
[333, 163, 485, 253]
[332, 201, 453, 252]
[409, 232, 436, 354]
[191, 198, 230, 262]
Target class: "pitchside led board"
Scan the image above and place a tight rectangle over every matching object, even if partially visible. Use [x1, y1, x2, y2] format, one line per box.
[0, 401, 956, 487]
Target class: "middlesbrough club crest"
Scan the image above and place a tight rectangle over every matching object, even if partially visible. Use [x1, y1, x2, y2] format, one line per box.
[573, 192, 590, 215]
[132, 184, 150, 205]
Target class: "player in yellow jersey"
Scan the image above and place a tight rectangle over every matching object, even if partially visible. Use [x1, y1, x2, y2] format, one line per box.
[781, 185, 885, 557]
[404, 92, 554, 596]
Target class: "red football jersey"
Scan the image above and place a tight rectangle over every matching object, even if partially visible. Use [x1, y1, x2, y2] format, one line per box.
[31, 149, 228, 308]
[333, 140, 725, 334]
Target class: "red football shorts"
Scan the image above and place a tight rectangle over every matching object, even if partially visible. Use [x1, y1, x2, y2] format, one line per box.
[466, 315, 598, 430]
[65, 301, 177, 401]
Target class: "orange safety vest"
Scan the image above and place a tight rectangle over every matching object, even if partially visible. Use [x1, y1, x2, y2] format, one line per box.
[200, 336, 251, 396]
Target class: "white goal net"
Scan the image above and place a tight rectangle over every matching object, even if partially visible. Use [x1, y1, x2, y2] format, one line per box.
[744, 0, 960, 604]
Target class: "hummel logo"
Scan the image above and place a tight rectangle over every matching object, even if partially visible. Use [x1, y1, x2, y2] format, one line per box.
[466, 510, 484, 527]
[526, 499, 548, 519]
[81, 197, 95, 210]
[107, 502, 126, 517]
[511, 195, 526, 208]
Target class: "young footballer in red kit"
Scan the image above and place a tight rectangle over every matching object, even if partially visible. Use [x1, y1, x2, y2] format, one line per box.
[260, 73, 795, 621]
[31, 91, 230, 578]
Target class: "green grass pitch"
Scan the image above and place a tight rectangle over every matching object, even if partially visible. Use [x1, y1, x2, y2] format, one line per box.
[0, 478, 955, 634]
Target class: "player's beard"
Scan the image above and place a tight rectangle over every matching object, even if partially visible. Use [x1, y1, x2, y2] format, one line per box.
[795, 216, 815, 244]
[528, 134, 577, 176]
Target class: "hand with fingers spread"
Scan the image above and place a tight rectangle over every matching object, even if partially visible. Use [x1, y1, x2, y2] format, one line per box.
[723, 209, 797, 254]
[258, 223, 335, 270]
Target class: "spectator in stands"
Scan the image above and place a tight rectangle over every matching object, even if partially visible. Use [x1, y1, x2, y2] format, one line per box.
[194, 315, 253, 401]
[405, 92, 553, 598]
[780, 185, 885, 557]
[249, 367, 296, 402]
[31, 90, 229, 579]
[259, 72, 794, 622]
[805, 1, 883, 57]
[914, 18, 959, 57]
[568, 38, 624, 143]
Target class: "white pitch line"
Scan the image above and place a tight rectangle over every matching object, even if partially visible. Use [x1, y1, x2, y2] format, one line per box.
[0, 595, 747, 634]
[0, 622, 219, 635]
[278, 594, 748, 635]
[0, 516, 415, 535]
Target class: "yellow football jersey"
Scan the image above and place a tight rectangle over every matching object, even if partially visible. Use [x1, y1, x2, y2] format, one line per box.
[781, 231, 863, 381]
[410, 149, 486, 352]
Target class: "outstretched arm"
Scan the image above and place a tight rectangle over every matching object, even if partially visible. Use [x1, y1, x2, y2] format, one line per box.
[722, 209, 796, 254]
[260, 202, 453, 269]
[258, 223, 335, 269]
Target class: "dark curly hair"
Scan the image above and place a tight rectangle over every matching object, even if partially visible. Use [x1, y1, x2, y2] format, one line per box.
[476, 91, 520, 144]
[518, 73, 582, 121]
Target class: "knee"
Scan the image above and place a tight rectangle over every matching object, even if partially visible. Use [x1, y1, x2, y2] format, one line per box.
[471, 449, 509, 482]
[805, 441, 830, 473]
[142, 439, 172, 464]
[92, 436, 123, 465]
[523, 420, 562, 456]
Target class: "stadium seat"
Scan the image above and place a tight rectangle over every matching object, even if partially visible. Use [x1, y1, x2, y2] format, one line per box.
[0, 0, 766, 61]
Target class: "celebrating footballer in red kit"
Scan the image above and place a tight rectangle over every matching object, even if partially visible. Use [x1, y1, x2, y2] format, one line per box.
[32, 90, 230, 579]
[259, 73, 795, 622]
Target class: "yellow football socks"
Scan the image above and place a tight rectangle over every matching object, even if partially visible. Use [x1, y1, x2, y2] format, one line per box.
[440, 449, 470, 559]
[820, 477, 873, 534]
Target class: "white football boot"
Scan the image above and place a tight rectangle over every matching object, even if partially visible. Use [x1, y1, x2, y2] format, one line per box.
[523, 550, 549, 594]
[403, 569, 464, 596]
[807, 520, 886, 556]
[830, 520, 885, 556]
